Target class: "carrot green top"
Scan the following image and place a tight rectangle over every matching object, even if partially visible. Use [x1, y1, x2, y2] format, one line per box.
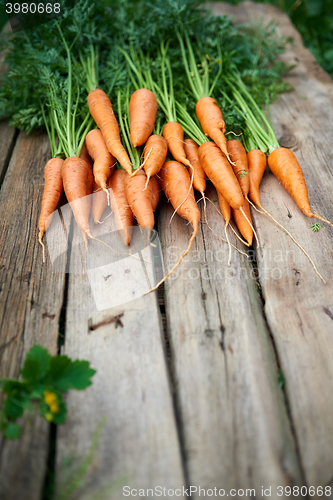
[223, 74, 280, 155]
[47, 26, 93, 158]
[116, 88, 141, 170]
[177, 29, 222, 102]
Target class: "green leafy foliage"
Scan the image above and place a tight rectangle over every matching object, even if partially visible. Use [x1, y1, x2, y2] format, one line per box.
[0, 345, 96, 439]
[0, 0, 108, 135]
[0, 0, 294, 142]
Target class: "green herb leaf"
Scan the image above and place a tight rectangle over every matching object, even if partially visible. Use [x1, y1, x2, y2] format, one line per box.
[1, 345, 96, 439]
[21, 345, 51, 383]
[310, 223, 322, 232]
[47, 357, 96, 391]
[2, 421, 22, 440]
[3, 392, 27, 420]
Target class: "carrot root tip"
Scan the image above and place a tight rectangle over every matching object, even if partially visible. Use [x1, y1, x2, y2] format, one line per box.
[146, 225, 198, 294]
[311, 213, 333, 228]
[240, 206, 259, 249]
[38, 232, 45, 263]
[104, 187, 110, 207]
[249, 202, 326, 284]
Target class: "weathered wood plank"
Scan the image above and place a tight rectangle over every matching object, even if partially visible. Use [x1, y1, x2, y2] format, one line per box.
[56, 217, 185, 499]
[157, 182, 302, 496]
[210, 1, 333, 493]
[0, 132, 69, 500]
[0, 24, 18, 184]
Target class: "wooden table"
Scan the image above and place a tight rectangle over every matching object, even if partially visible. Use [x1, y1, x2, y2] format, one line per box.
[1, 2, 333, 499]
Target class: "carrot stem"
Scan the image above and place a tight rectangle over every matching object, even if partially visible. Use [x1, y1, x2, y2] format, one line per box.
[176, 102, 208, 145]
[117, 89, 139, 169]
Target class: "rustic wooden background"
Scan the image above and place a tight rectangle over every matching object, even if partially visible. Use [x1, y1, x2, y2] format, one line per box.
[0, 2, 333, 499]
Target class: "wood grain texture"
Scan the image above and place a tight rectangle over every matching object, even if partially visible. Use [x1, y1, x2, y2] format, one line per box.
[209, 1, 333, 493]
[56, 220, 185, 500]
[0, 24, 18, 183]
[0, 132, 69, 500]
[0, 122, 17, 184]
[157, 182, 302, 496]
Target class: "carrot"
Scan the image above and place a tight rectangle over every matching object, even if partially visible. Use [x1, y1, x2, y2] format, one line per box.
[38, 157, 64, 259]
[125, 170, 155, 229]
[141, 134, 168, 184]
[215, 189, 233, 264]
[80, 143, 92, 170]
[80, 144, 94, 223]
[148, 161, 200, 292]
[129, 88, 158, 147]
[149, 175, 161, 211]
[62, 157, 91, 246]
[227, 140, 249, 196]
[184, 138, 206, 195]
[160, 161, 199, 225]
[246, 147, 325, 282]
[198, 141, 244, 209]
[247, 149, 267, 206]
[232, 197, 253, 246]
[162, 121, 192, 169]
[86, 165, 94, 197]
[87, 89, 132, 175]
[196, 97, 233, 163]
[109, 169, 133, 245]
[92, 180, 107, 224]
[217, 190, 231, 225]
[268, 148, 332, 226]
[163, 122, 195, 226]
[85, 129, 115, 194]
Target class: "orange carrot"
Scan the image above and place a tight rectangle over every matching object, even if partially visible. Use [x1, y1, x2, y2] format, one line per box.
[232, 197, 253, 246]
[162, 121, 192, 168]
[247, 149, 267, 207]
[109, 170, 133, 245]
[198, 142, 244, 209]
[62, 157, 91, 245]
[196, 97, 232, 162]
[227, 140, 249, 196]
[87, 89, 132, 175]
[184, 138, 206, 195]
[217, 190, 231, 225]
[38, 158, 64, 246]
[80, 144, 94, 224]
[141, 134, 168, 183]
[216, 189, 234, 262]
[150, 175, 161, 211]
[86, 165, 93, 197]
[148, 161, 200, 292]
[160, 161, 199, 225]
[125, 170, 155, 229]
[80, 143, 92, 170]
[245, 148, 325, 281]
[129, 88, 158, 147]
[85, 129, 115, 193]
[268, 148, 332, 227]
